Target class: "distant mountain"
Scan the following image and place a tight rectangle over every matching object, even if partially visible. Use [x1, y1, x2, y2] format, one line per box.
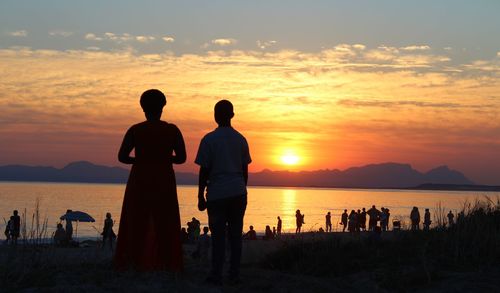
[248, 163, 474, 188]
[0, 161, 196, 184]
[0, 161, 475, 189]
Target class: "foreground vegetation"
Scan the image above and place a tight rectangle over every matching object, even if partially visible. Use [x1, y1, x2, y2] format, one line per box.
[263, 197, 500, 291]
[0, 197, 499, 292]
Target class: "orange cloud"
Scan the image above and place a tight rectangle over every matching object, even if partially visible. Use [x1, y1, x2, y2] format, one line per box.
[0, 46, 499, 183]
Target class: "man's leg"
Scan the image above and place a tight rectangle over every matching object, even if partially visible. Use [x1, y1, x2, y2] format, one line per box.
[207, 199, 228, 281]
[226, 195, 247, 280]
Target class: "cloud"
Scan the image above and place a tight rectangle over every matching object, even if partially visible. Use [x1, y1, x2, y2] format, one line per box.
[211, 38, 237, 46]
[86, 46, 100, 51]
[49, 30, 73, 37]
[8, 30, 27, 37]
[85, 33, 102, 41]
[162, 36, 175, 43]
[0, 46, 499, 180]
[135, 35, 155, 43]
[400, 45, 431, 51]
[85, 32, 156, 43]
[352, 44, 366, 50]
[257, 40, 277, 49]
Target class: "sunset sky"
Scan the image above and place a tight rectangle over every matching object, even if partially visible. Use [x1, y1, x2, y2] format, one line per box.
[1, 1, 499, 184]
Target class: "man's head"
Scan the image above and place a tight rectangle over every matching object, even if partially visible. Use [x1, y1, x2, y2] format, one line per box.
[13, 210, 18, 216]
[214, 100, 234, 126]
[140, 89, 166, 120]
[203, 226, 209, 234]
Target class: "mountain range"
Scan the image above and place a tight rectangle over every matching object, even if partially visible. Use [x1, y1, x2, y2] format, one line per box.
[0, 161, 481, 189]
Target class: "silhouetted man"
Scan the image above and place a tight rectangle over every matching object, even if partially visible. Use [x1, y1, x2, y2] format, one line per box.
[277, 216, 282, 237]
[196, 100, 251, 285]
[10, 210, 20, 244]
[367, 205, 380, 231]
[341, 209, 348, 232]
[325, 212, 332, 232]
[447, 210, 455, 227]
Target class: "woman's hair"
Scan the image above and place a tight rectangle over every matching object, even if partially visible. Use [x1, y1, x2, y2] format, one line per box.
[140, 89, 166, 113]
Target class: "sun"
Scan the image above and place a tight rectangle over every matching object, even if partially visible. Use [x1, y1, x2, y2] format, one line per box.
[281, 153, 300, 166]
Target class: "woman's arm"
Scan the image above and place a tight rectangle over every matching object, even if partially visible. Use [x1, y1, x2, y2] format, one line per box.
[118, 128, 135, 164]
[172, 126, 187, 164]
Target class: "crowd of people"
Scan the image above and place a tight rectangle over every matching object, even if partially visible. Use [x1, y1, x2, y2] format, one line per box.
[233, 205, 459, 240]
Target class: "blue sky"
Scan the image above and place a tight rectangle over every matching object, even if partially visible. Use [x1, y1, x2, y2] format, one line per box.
[1, 0, 499, 59]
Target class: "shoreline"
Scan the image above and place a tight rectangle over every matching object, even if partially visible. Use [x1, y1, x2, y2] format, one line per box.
[1, 180, 499, 192]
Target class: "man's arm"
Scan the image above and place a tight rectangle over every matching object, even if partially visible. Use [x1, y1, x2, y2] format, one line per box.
[197, 166, 210, 211]
[243, 163, 248, 185]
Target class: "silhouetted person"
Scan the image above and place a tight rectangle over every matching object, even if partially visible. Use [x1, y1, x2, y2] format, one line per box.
[114, 89, 186, 271]
[191, 217, 201, 241]
[410, 207, 421, 231]
[194, 227, 211, 263]
[102, 212, 116, 250]
[277, 216, 282, 237]
[356, 209, 362, 232]
[244, 226, 257, 240]
[348, 210, 357, 233]
[295, 210, 305, 233]
[195, 100, 251, 285]
[423, 209, 431, 231]
[53, 223, 67, 246]
[360, 208, 367, 231]
[367, 205, 380, 231]
[341, 209, 348, 232]
[325, 212, 332, 232]
[4, 218, 11, 244]
[385, 208, 390, 231]
[180, 228, 188, 244]
[380, 208, 388, 232]
[10, 210, 20, 244]
[65, 209, 73, 241]
[263, 225, 274, 240]
[447, 210, 455, 227]
[273, 226, 276, 237]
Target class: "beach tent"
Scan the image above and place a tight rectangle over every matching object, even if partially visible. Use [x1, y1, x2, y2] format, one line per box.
[60, 211, 95, 240]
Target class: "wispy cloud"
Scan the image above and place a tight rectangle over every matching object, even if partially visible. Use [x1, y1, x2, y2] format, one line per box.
[85, 33, 102, 41]
[162, 36, 175, 43]
[400, 45, 431, 51]
[49, 30, 73, 37]
[135, 35, 155, 43]
[211, 38, 237, 46]
[257, 40, 277, 49]
[8, 30, 27, 37]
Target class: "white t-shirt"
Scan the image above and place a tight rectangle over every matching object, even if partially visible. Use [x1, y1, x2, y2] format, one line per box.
[195, 127, 251, 201]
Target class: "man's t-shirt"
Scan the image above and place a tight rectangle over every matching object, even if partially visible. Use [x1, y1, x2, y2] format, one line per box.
[195, 127, 251, 201]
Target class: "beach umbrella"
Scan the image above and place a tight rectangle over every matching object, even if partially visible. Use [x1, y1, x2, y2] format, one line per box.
[60, 211, 95, 241]
[60, 211, 95, 222]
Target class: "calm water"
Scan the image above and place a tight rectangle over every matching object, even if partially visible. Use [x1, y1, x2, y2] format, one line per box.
[0, 182, 496, 238]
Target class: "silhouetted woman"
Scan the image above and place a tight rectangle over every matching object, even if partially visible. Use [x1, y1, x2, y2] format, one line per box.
[295, 210, 305, 233]
[114, 89, 186, 271]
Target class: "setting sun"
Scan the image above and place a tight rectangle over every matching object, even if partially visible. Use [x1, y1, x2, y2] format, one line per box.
[281, 153, 300, 165]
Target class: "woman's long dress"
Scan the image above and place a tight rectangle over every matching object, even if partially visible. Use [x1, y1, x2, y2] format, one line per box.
[114, 120, 183, 271]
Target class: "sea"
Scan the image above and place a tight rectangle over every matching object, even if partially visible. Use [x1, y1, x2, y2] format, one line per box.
[0, 182, 497, 239]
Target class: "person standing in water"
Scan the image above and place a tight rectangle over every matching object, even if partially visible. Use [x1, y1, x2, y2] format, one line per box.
[114, 89, 186, 271]
[195, 100, 251, 285]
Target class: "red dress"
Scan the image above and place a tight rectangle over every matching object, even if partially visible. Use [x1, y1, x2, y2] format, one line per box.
[114, 121, 183, 271]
